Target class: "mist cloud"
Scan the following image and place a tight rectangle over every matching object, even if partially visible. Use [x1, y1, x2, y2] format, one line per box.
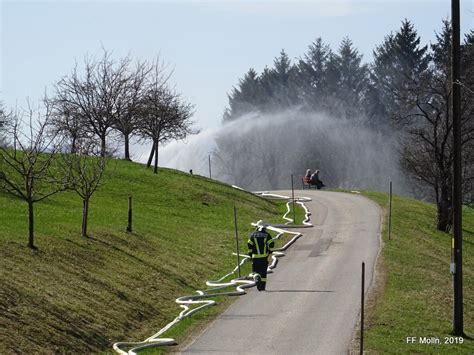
[155, 108, 411, 195]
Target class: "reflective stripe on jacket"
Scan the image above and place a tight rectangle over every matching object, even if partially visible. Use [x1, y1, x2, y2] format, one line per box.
[247, 230, 274, 259]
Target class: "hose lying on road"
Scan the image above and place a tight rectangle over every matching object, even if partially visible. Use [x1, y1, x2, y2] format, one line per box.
[113, 192, 313, 355]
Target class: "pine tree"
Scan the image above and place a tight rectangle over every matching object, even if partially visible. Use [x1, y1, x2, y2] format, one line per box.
[266, 50, 299, 109]
[461, 30, 474, 205]
[226, 50, 300, 115]
[431, 20, 452, 73]
[326, 37, 369, 118]
[372, 19, 430, 116]
[258, 66, 276, 110]
[297, 38, 332, 111]
[461, 30, 474, 100]
[224, 68, 262, 121]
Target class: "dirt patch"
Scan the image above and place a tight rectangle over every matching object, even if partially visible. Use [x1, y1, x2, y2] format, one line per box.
[199, 193, 217, 205]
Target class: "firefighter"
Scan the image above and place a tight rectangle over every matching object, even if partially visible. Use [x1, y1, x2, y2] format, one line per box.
[247, 225, 274, 291]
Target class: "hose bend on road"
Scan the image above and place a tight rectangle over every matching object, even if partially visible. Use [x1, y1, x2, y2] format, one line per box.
[113, 191, 313, 355]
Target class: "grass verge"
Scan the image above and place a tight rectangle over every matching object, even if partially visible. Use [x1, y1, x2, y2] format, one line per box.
[359, 191, 473, 354]
[0, 161, 290, 354]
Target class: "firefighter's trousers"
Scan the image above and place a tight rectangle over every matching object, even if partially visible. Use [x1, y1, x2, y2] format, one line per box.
[252, 257, 269, 291]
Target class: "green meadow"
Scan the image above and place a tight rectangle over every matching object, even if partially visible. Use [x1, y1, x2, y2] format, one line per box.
[361, 191, 473, 354]
[0, 160, 299, 353]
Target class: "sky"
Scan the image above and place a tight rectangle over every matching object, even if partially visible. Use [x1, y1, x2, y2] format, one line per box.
[1, 0, 473, 130]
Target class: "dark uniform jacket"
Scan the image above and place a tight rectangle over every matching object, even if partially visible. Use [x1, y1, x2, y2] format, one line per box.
[247, 229, 274, 259]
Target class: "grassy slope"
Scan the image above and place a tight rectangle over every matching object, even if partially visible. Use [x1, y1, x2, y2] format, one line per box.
[0, 160, 290, 353]
[362, 191, 473, 354]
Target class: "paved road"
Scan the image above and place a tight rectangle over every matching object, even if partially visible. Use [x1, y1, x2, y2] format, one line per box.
[181, 191, 381, 354]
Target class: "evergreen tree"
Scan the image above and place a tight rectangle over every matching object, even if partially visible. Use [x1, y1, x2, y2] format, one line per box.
[461, 30, 474, 204]
[431, 19, 451, 73]
[462, 30, 474, 100]
[297, 38, 332, 111]
[372, 19, 430, 117]
[258, 66, 276, 110]
[266, 50, 299, 109]
[394, 19, 430, 76]
[224, 68, 262, 121]
[363, 70, 389, 130]
[326, 37, 369, 118]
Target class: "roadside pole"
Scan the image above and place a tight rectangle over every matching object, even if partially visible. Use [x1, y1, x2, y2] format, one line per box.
[208, 154, 212, 179]
[388, 181, 392, 240]
[451, 0, 463, 335]
[127, 195, 132, 233]
[234, 206, 241, 278]
[291, 174, 296, 224]
[360, 262, 365, 355]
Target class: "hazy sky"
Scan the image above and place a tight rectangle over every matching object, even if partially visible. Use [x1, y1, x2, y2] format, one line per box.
[1, 0, 473, 129]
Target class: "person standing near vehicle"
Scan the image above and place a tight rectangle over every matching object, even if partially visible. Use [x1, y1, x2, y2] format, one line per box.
[247, 226, 274, 291]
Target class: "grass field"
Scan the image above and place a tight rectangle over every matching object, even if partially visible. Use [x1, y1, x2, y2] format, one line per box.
[361, 191, 473, 354]
[6, 163, 467, 354]
[0, 160, 299, 354]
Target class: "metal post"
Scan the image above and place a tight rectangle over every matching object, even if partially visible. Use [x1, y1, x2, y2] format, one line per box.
[360, 261, 365, 355]
[389, 181, 392, 240]
[451, 0, 463, 336]
[208, 154, 212, 179]
[291, 174, 296, 224]
[127, 195, 132, 233]
[233, 206, 241, 278]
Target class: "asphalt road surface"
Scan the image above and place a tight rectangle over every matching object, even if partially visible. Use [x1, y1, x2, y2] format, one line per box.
[181, 190, 382, 354]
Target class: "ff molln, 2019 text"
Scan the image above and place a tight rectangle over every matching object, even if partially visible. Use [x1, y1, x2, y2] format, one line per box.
[406, 336, 464, 345]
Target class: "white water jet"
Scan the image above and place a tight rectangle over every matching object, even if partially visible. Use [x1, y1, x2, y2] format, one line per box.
[133, 109, 411, 194]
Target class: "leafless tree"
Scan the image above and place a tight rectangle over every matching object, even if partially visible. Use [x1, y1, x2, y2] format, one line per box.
[0, 102, 5, 124]
[0, 102, 10, 147]
[53, 49, 130, 157]
[49, 100, 88, 154]
[139, 63, 194, 173]
[112, 60, 153, 161]
[0, 102, 67, 248]
[395, 27, 474, 231]
[61, 140, 107, 237]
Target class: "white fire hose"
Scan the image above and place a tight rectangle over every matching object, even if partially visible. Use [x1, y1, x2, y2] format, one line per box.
[113, 192, 313, 355]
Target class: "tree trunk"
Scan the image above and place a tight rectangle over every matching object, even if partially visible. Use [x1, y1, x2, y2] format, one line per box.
[82, 198, 89, 237]
[436, 184, 452, 232]
[100, 135, 106, 157]
[124, 133, 131, 161]
[153, 140, 159, 174]
[146, 141, 155, 168]
[71, 135, 77, 154]
[27, 199, 35, 249]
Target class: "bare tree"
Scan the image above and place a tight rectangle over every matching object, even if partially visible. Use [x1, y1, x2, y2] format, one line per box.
[396, 23, 474, 231]
[49, 100, 88, 154]
[140, 88, 194, 173]
[0, 102, 5, 126]
[54, 50, 130, 157]
[0, 102, 66, 248]
[112, 60, 152, 161]
[0, 102, 10, 147]
[61, 140, 107, 237]
[139, 62, 194, 173]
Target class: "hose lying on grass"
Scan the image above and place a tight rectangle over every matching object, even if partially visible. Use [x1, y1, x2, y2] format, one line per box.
[113, 192, 313, 355]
